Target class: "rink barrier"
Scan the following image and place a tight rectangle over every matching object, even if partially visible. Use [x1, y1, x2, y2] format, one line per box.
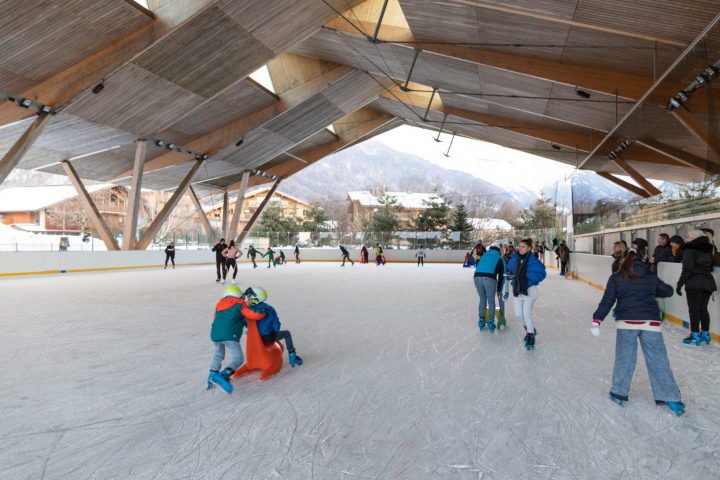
[560, 252, 720, 341]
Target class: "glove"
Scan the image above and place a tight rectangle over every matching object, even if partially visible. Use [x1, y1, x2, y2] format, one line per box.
[503, 292, 509, 300]
[591, 319, 601, 337]
[676, 285, 683, 297]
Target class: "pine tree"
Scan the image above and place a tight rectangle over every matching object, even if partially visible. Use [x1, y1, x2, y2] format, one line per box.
[450, 203, 474, 248]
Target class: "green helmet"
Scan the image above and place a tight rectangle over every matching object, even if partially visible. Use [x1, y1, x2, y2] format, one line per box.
[244, 286, 267, 305]
[223, 285, 243, 298]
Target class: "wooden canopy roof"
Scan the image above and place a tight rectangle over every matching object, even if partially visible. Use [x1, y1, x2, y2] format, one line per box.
[2, 0, 720, 199]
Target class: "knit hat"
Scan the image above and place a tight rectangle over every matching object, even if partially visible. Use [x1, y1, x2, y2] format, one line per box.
[632, 237, 648, 249]
[669, 235, 684, 245]
[686, 230, 706, 241]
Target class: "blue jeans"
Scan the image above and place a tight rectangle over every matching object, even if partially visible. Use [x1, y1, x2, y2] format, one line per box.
[210, 340, 244, 371]
[474, 277, 497, 322]
[262, 331, 295, 352]
[611, 329, 681, 402]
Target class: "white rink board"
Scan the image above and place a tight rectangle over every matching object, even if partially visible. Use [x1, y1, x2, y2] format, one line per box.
[1, 263, 718, 479]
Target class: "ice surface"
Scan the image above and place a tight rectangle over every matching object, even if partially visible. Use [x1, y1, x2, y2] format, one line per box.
[1, 263, 719, 479]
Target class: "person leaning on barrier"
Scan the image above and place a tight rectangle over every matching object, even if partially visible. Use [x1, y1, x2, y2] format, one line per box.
[676, 230, 716, 346]
[700, 228, 720, 266]
[649, 233, 672, 272]
[610, 240, 627, 273]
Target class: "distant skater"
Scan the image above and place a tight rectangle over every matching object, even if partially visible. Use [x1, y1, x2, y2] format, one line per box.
[340, 245, 354, 266]
[247, 245, 258, 269]
[263, 246, 276, 268]
[360, 244, 369, 264]
[375, 243, 385, 265]
[416, 245, 426, 266]
[294, 245, 300, 264]
[222, 240, 241, 284]
[212, 238, 228, 282]
[279, 250, 287, 264]
[164, 242, 175, 269]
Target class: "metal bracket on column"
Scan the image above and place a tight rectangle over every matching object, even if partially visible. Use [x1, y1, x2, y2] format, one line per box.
[401, 48, 422, 92]
[62, 159, 120, 251]
[434, 113, 448, 142]
[122, 139, 147, 249]
[237, 179, 281, 245]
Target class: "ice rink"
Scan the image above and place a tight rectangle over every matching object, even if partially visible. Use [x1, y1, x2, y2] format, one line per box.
[2, 262, 719, 479]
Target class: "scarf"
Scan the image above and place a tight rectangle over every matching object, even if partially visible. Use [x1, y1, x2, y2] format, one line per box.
[512, 252, 530, 296]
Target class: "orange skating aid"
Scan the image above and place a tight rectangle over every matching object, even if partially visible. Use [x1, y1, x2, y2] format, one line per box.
[231, 314, 284, 382]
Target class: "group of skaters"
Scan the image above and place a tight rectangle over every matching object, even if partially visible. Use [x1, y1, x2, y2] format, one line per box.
[340, 243, 388, 266]
[473, 229, 719, 417]
[211, 238, 295, 283]
[472, 238, 547, 350]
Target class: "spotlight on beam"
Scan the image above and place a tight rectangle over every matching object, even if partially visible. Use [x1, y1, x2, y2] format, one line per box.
[551, 144, 561, 150]
[235, 138, 244, 147]
[92, 82, 105, 94]
[167, 143, 177, 150]
[575, 89, 591, 99]
[155, 140, 165, 147]
[19, 98, 32, 108]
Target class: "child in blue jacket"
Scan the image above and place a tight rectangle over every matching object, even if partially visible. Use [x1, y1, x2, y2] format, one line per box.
[244, 287, 304, 367]
[507, 238, 547, 349]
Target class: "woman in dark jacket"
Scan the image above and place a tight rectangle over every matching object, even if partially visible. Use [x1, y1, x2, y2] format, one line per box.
[677, 230, 716, 346]
[592, 249, 684, 416]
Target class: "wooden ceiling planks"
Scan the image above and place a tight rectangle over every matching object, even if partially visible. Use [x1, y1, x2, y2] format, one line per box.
[0, 0, 150, 93]
[62, 63, 206, 136]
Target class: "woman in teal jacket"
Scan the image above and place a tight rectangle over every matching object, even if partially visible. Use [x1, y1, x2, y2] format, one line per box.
[507, 238, 547, 349]
[473, 241, 506, 331]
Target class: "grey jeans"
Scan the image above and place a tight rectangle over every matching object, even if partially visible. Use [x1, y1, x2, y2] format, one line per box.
[210, 340, 245, 372]
[611, 329, 681, 402]
[474, 276, 497, 321]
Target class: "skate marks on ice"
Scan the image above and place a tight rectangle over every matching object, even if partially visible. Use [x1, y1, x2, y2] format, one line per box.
[0, 265, 719, 478]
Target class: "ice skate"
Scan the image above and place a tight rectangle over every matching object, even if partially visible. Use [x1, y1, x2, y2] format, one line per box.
[496, 312, 506, 329]
[683, 332, 701, 345]
[657, 400, 685, 416]
[289, 351, 303, 367]
[609, 393, 625, 407]
[524, 332, 535, 350]
[488, 320, 496, 332]
[700, 331, 711, 345]
[478, 319, 486, 330]
[208, 371, 233, 394]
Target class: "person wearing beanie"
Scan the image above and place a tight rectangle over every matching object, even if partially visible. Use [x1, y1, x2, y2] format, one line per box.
[669, 235, 684, 263]
[677, 230, 717, 346]
[631, 238, 649, 264]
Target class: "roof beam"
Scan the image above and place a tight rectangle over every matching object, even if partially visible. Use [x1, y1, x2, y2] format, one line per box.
[636, 138, 720, 175]
[114, 63, 354, 179]
[62, 160, 120, 251]
[325, 10, 658, 100]
[670, 108, 720, 161]
[612, 156, 662, 196]
[596, 172, 653, 198]
[227, 171, 250, 241]
[122, 139, 147, 250]
[0, 1, 219, 127]
[225, 109, 394, 191]
[450, 0, 687, 47]
[0, 113, 53, 185]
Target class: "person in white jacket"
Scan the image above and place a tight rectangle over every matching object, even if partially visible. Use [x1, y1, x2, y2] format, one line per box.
[415, 245, 426, 266]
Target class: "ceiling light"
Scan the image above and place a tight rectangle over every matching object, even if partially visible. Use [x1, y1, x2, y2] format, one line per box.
[40, 105, 52, 114]
[235, 138, 244, 147]
[201, 154, 208, 160]
[155, 140, 165, 147]
[667, 97, 681, 111]
[19, 98, 32, 108]
[551, 144, 561, 150]
[92, 83, 105, 94]
[167, 143, 176, 150]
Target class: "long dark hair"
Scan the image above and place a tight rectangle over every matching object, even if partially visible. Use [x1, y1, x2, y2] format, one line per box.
[520, 238, 533, 248]
[618, 249, 640, 279]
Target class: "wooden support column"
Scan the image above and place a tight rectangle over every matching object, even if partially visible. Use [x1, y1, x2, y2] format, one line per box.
[237, 180, 280, 245]
[62, 160, 120, 251]
[188, 185, 217, 241]
[612, 156, 662, 196]
[227, 171, 250, 241]
[0, 113, 53, 185]
[135, 160, 205, 250]
[596, 172, 653, 198]
[122, 139, 147, 250]
[221, 190, 229, 240]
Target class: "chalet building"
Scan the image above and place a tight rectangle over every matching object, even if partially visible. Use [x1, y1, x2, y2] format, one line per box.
[347, 189, 445, 226]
